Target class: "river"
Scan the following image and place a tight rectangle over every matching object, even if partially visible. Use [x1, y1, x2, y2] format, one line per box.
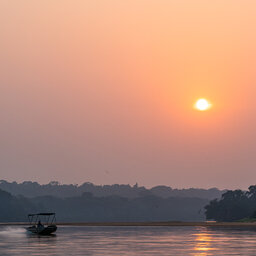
[0, 225, 256, 255]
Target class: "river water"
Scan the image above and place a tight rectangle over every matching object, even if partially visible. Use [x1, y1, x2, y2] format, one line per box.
[0, 225, 256, 255]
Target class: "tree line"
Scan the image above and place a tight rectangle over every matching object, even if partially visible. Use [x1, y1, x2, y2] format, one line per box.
[0, 188, 207, 222]
[0, 180, 224, 199]
[205, 185, 256, 222]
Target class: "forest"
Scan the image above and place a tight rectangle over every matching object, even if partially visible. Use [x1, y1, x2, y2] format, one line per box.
[205, 186, 256, 222]
[0, 188, 207, 222]
[4, 181, 256, 223]
[0, 180, 224, 199]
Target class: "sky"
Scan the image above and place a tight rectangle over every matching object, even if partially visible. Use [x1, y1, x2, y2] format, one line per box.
[0, 0, 256, 189]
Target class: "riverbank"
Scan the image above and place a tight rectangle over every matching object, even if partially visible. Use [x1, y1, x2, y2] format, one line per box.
[1, 221, 256, 227]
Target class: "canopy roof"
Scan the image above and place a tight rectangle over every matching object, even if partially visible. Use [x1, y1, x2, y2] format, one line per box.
[28, 213, 55, 216]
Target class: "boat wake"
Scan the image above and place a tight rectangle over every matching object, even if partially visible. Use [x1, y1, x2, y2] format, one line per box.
[0, 227, 26, 237]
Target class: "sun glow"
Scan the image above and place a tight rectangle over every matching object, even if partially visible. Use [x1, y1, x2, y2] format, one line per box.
[195, 99, 212, 111]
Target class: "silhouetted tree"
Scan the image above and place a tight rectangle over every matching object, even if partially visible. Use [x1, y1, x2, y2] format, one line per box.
[205, 187, 256, 221]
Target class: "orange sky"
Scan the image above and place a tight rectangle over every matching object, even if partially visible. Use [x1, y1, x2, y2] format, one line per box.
[0, 1, 256, 189]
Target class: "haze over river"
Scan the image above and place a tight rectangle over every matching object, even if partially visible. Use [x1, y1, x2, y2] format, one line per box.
[0, 225, 256, 255]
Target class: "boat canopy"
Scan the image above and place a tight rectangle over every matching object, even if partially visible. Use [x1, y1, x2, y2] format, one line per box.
[28, 213, 56, 225]
[28, 213, 55, 217]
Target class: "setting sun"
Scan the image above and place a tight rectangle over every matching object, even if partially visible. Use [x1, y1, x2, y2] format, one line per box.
[194, 99, 212, 111]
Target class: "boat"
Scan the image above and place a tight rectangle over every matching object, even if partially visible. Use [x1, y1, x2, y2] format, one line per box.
[26, 213, 57, 235]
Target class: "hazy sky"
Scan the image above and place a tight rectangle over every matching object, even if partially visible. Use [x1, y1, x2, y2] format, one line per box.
[1, 1, 256, 189]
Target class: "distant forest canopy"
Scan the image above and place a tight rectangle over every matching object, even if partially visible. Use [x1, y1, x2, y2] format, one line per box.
[0, 188, 208, 222]
[0, 180, 225, 200]
[205, 186, 256, 222]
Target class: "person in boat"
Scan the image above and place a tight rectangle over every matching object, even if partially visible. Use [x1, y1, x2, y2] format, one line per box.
[37, 220, 44, 229]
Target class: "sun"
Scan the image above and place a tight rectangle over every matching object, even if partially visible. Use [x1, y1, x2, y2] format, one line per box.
[194, 98, 212, 111]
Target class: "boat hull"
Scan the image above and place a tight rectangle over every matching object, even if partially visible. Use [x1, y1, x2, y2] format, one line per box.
[26, 225, 57, 235]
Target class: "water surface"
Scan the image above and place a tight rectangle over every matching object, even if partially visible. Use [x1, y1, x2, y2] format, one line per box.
[0, 225, 256, 255]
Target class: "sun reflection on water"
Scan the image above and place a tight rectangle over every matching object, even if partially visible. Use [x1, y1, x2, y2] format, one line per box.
[193, 232, 216, 256]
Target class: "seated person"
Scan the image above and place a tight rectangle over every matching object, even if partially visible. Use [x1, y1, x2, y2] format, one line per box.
[37, 220, 44, 229]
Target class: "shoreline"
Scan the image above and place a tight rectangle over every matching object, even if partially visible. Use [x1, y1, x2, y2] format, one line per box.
[1, 222, 256, 227]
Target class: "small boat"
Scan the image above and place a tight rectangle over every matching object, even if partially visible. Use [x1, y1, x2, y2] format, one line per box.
[26, 213, 57, 235]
